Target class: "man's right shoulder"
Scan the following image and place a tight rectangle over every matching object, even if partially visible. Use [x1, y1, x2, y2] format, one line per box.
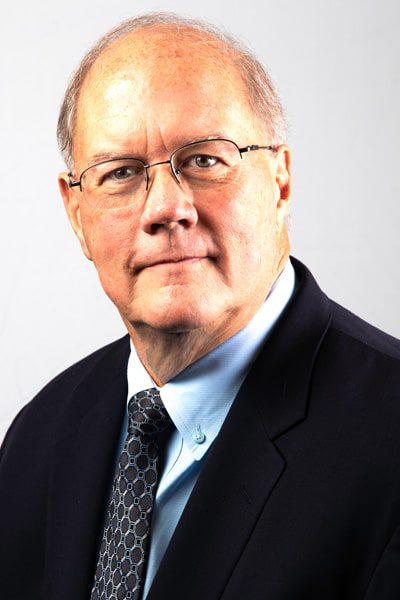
[0, 334, 130, 456]
[35, 334, 130, 400]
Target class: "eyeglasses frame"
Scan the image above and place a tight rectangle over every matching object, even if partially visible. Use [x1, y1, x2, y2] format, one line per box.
[67, 138, 277, 192]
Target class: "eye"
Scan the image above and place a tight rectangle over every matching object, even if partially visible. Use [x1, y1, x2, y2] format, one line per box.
[194, 155, 218, 168]
[182, 154, 219, 170]
[107, 165, 140, 181]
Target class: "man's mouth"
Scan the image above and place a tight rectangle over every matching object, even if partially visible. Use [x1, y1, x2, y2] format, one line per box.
[135, 255, 208, 272]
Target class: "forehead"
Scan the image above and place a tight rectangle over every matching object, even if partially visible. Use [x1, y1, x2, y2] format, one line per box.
[74, 30, 259, 165]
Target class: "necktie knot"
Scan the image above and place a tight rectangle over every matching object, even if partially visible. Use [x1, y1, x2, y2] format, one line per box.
[128, 388, 171, 436]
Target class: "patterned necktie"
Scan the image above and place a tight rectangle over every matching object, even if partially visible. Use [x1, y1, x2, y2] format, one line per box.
[91, 388, 172, 600]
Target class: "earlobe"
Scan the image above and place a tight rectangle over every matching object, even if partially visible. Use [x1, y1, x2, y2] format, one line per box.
[274, 145, 292, 227]
[276, 145, 291, 200]
[58, 173, 92, 260]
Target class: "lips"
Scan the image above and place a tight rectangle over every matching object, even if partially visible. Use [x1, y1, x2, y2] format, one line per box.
[134, 255, 208, 272]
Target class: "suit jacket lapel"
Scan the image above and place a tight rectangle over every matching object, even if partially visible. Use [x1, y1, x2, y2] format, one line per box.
[148, 258, 332, 599]
[45, 336, 130, 600]
[147, 378, 285, 600]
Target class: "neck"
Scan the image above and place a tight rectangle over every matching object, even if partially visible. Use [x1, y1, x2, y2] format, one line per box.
[126, 239, 290, 386]
[126, 325, 225, 386]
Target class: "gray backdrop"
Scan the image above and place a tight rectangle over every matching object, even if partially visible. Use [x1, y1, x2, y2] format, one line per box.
[1, 0, 399, 441]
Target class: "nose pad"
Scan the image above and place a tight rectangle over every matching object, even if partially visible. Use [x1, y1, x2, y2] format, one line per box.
[170, 164, 181, 186]
[144, 167, 150, 191]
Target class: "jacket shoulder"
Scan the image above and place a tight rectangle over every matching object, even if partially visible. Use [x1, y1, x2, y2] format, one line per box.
[36, 334, 130, 398]
[0, 335, 130, 460]
[329, 299, 400, 361]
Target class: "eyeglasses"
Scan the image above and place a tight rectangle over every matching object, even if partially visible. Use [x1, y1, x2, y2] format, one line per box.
[68, 138, 277, 209]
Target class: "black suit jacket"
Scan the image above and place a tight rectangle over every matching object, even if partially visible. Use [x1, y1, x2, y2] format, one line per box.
[1, 258, 400, 599]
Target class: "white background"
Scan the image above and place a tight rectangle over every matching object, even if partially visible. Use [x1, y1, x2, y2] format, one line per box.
[1, 0, 399, 441]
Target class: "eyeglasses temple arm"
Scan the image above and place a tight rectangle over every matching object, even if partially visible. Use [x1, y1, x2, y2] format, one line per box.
[67, 173, 81, 189]
[238, 144, 277, 154]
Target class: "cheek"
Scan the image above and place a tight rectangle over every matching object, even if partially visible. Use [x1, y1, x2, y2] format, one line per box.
[82, 207, 138, 266]
[219, 184, 277, 268]
[79, 208, 141, 308]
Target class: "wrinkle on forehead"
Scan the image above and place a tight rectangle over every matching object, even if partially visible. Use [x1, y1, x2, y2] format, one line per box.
[74, 27, 259, 168]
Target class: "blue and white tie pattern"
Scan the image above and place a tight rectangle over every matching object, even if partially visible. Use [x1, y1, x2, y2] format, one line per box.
[91, 388, 171, 600]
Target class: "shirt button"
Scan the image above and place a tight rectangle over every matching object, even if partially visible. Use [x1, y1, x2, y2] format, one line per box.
[193, 425, 206, 444]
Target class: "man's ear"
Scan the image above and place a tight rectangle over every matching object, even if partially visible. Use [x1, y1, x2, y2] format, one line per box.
[58, 172, 92, 260]
[274, 145, 292, 228]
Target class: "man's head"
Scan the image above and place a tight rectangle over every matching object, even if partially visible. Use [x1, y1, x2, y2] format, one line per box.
[58, 13, 292, 360]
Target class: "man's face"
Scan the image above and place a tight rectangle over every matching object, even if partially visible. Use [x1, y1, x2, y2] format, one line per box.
[60, 33, 291, 348]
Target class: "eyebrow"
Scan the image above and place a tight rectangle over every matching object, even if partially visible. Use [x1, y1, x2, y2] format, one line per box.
[85, 133, 231, 166]
[86, 152, 135, 165]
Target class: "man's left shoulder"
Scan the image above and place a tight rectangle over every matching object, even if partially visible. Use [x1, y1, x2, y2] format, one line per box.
[314, 298, 400, 417]
[290, 257, 400, 384]
[328, 298, 400, 364]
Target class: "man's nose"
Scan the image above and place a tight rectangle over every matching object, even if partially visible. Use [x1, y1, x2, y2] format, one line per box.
[139, 165, 198, 234]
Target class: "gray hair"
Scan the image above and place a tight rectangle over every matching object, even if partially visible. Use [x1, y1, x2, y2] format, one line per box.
[57, 12, 288, 171]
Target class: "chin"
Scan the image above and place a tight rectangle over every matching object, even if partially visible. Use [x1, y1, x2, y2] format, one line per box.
[142, 308, 215, 333]
[125, 294, 224, 334]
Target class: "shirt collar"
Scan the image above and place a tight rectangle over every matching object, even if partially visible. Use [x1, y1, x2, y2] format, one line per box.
[127, 259, 296, 460]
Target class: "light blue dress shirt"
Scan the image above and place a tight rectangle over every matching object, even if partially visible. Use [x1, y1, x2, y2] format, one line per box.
[117, 260, 295, 598]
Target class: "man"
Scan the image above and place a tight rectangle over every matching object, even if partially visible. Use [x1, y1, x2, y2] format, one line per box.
[1, 11, 400, 600]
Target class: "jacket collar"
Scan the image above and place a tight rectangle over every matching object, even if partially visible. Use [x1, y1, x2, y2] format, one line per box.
[253, 256, 332, 440]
